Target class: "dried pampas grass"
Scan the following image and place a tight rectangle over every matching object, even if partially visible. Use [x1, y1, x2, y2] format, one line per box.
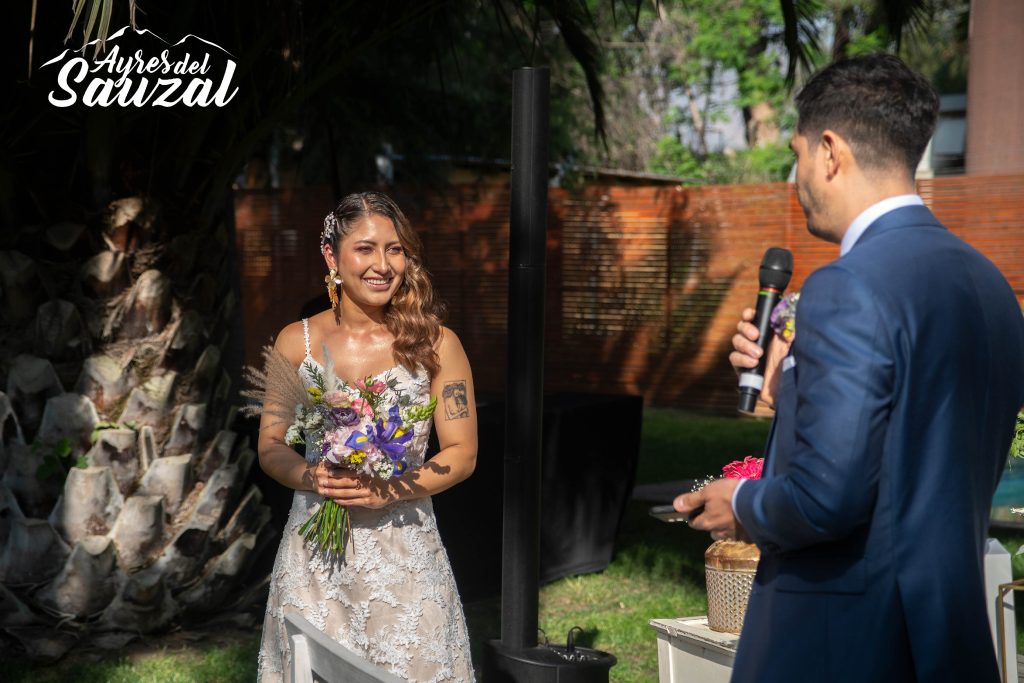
[240, 345, 314, 429]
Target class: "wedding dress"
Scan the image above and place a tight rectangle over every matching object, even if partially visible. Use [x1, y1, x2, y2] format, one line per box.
[257, 319, 474, 682]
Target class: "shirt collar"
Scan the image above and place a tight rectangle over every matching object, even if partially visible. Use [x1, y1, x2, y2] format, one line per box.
[840, 194, 924, 256]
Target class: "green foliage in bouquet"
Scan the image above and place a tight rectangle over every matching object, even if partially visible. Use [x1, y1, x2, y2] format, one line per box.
[402, 396, 438, 425]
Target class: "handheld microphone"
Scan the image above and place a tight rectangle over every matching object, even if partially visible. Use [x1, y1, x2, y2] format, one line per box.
[737, 247, 793, 415]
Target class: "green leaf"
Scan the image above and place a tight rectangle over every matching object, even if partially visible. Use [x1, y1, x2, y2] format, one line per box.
[90, 421, 121, 443]
[75, 455, 89, 469]
[55, 437, 73, 459]
[303, 361, 327, 393]
[36, 452, 65, 481]
[1012, 411, 1024, 459]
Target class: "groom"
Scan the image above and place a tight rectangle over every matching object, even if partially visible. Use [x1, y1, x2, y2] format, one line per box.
[676, 54, 1024, 682]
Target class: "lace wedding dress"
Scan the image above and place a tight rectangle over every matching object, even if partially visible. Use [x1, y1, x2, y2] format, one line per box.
[257, 320, 474, 682]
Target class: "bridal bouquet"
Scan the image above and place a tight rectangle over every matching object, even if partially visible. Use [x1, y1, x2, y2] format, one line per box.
[243, 348, 436, 558]
[770, 292, 800, 342]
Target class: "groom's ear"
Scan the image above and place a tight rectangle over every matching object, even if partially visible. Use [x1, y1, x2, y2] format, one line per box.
[819, 129, 847, 180]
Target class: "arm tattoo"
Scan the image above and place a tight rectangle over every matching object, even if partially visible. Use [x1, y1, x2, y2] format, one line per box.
[442, 381, 470, 420]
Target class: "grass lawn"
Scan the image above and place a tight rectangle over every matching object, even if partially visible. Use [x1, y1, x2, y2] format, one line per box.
[6, 629, 261, 683]
[9, 408, 1023, 681]
[540, 409, 773, 680]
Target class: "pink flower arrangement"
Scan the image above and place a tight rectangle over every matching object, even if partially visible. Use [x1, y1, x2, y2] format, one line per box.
[350, 397, 374, 418]
[722, 456, 764, 480]
[354, 378, 387, 394]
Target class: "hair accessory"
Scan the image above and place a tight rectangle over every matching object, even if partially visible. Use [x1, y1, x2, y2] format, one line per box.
[321, 212, 339, 253]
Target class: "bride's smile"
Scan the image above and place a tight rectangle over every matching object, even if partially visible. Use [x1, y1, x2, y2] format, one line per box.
[362, 275, 393, 290]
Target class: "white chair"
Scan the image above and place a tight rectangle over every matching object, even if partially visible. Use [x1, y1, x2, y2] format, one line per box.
[284, 607, 405, 683]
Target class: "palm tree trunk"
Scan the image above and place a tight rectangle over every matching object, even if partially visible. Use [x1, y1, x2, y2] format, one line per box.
[0, 197, 270, 659]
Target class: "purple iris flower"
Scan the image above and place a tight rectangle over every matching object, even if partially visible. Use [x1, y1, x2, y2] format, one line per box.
[344, 404, 413, 468]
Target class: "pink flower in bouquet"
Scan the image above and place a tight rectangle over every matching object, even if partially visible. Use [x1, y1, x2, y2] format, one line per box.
[320, 428, 354, 462]
[350, 397, 374, 418]
[722, 456, 764, 480]
[323, 390, 351, 408]
[354, 378, 387, 394]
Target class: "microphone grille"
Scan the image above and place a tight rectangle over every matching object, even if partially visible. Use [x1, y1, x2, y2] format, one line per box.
[759, 247, 793, 289]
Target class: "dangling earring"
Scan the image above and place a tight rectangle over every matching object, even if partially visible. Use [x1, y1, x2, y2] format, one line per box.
[325, 268, 342, 313]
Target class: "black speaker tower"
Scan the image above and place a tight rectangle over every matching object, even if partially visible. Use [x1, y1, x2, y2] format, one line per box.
[481, 65, 615, 683]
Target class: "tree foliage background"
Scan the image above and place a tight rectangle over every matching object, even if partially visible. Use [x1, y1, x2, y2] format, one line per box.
[542, 0, 968, 185]
[2, 0, 971, 222]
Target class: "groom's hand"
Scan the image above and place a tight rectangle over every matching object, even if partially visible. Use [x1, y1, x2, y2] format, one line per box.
[674, 478, 749, 542]
[730, 307, 763, 375]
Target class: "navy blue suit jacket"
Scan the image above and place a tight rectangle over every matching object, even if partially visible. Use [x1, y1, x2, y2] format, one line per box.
[732, 205, 1024, 682]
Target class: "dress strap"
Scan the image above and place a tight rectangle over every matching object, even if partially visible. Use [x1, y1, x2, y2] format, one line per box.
[301, 318, 311, 357]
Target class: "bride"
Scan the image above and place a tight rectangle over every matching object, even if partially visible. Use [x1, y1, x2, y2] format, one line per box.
[256, 191, 477, 681]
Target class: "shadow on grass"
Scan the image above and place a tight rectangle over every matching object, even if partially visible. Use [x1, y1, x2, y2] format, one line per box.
[613, 501, 710, 588]
[5, 628, 260, 683]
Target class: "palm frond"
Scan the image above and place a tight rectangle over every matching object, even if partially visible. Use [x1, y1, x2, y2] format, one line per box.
[196, 0, 446, 222]
[877, 0, 933, 51]
[65, 0, 89, 43]
[97, 0, 114, 53]
[82, 0, 102, 50]
[537, 0, 607, 145]
[63, 0, 137, 54]
[780, 0, 823, 85]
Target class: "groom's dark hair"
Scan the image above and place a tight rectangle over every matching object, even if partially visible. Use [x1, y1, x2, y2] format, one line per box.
[795, 53, 939, 176]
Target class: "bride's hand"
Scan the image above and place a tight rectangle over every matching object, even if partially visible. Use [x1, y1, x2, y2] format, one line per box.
[729, 307, 792, 409]
[312, 460, 350, 498]
[761, 333, 792, 408]
[328, 471, 395, 509]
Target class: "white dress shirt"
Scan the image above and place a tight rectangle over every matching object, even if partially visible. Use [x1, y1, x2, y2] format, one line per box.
[840, 194, 924, 255]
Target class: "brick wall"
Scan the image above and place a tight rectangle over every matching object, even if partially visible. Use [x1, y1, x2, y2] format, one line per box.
[234, 174, 1024, 415]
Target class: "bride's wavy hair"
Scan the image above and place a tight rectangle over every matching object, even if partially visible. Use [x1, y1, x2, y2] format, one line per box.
[322, 191, 445, 377]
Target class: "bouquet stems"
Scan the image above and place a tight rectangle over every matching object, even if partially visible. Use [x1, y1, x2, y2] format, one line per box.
[297, 498, 351, 557]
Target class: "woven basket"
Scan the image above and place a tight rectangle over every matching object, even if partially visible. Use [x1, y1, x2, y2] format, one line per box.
[704, 540, 760, 634]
